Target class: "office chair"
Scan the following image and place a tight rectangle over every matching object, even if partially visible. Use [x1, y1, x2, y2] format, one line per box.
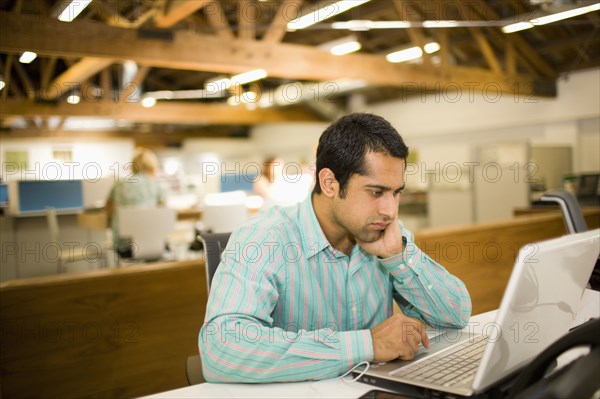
[540, 190, 599, 291]
[539, 190, 588, 234]
[201, 203, 248, 234]
[117, 207, 176, 262]
[46, 207, 104, 273]
[185, 231, 231, 386]
[198, 232, 231, 291]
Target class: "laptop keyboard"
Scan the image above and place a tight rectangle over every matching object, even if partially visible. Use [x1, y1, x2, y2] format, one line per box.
[390, 335, 488, 387]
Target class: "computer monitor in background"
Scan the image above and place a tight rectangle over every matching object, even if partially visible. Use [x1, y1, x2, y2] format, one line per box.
[118, 207, 176, 261]
[0, 183, 8, 207]
[9, 180, 84, 214]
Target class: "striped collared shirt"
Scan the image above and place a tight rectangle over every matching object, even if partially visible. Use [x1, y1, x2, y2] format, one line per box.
[199, 195, 471, 383]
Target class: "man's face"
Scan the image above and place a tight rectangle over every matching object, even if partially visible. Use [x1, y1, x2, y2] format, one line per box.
[331, 151, 406, 243]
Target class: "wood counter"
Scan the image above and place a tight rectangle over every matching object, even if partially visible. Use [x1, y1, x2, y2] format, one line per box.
[0, 259, 207, 399]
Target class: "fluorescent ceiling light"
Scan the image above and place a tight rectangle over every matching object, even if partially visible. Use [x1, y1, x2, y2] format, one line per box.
[533, 3, 600, 25]
[143, 89, 227, 100]
[330, 41, 361, 55]
[19, 51, 37, 64]
[240, 91, 258, 103]
[141, 97, 157, 108]
[57, 0, 93, 22]
[287, 0, 371, 30]
[205, 77, 232, 93]
[386, 42, 439, 63]
[227, 96, 240, 106]
[67, 93, 81, 104]
[331, 20, 411, 30]
[502, 2, 600, 33]
[501, 21, 534, 33]
[331, 20, 505, 30]
[230, 69, 267, 85]
[423, 42, 441, 54]
[386, 47, 423, 63]
[319, 34, 362, 55]
[422, 20, 460, 28]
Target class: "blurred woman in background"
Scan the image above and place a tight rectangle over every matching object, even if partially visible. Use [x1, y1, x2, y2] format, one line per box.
[105, 147, 166, 257]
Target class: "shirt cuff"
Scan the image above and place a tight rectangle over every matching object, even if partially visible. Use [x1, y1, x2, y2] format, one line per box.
[379, 238, 423, 275]
[336, 329, 373, 373]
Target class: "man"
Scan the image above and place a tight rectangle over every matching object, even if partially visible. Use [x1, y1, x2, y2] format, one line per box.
[199, 113, 471, 383]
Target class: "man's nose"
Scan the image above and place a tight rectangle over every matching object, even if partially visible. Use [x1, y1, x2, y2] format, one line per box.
[379, 193, 398, 219]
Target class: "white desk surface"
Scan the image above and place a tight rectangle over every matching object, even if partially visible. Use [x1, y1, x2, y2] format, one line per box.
[143, 290, 599, 399]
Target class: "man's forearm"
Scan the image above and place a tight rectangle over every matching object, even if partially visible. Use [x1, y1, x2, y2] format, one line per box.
[199, 315, 373, 383]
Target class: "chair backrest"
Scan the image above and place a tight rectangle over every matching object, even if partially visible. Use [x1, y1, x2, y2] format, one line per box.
[197, 232, 231, 291]
[201, 203, 248, 234]
[118, 207, 176, 260]
[540, 190, 588, 234]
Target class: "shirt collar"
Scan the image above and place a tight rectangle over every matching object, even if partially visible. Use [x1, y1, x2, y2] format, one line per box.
[297, 195, 331, 259]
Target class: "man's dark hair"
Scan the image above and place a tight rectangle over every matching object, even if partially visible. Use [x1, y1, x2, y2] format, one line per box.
[314, 113, 409, 197]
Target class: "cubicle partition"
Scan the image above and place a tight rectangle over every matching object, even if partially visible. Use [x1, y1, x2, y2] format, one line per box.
[1, 179, 113, 280]
[7, 178, 113, 215]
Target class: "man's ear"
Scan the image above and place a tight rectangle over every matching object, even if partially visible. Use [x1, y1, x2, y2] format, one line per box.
[318, 168, 338, 198]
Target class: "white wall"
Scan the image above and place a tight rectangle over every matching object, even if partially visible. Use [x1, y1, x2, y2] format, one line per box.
[364, 68, 600, 174]
[362, 68, 600, 226]
[249, 122, 327, 166]
[0, 137, 135, 181]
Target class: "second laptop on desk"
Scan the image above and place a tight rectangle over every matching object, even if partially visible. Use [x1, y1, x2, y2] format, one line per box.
[355, 228, 600, 398]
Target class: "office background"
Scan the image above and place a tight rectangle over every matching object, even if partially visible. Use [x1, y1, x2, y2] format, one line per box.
[0, 1, 599, 398]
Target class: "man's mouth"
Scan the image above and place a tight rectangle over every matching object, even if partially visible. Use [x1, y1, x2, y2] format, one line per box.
[370, 222, 390, 230]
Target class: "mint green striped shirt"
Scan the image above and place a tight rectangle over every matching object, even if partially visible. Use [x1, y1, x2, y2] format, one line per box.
[199, 195, 471, 383]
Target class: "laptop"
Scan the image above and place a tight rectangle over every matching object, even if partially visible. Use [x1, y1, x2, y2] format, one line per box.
[354, 228, 600, 398]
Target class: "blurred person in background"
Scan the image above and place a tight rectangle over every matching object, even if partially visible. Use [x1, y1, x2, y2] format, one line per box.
[253, 156, 284, 201]
[105, 147, 166, 257]
[253, 156, 313, 208]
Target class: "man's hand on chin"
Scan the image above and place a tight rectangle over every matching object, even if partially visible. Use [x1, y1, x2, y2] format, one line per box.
[357, 221, 405, 259]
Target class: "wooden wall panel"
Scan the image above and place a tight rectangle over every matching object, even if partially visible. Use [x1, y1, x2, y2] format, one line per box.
[0, 259, 208, 399]
[415, 209, 599, 315]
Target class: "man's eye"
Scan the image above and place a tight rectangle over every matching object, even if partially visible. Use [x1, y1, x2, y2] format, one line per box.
[394, 190, 403, 196]
[371, 191, 383, 197]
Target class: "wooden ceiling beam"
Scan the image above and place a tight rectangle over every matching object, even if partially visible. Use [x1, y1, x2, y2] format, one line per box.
[118, 65, 151, 103]
[393, 1, 432, 67]
[12, 61, 35, 100]
[154, 0, 210, 28]
[238, 0, 256, 40]
[437, 30, 450, 69]
[505, 37, 517, 75]
[451, 0, 502, 74]
[204, 0, 235, 40]
[470, 29, 502, 74]
[100, 68, 112, 103]
[0, 99, 322, 125]
[468, 0, 556, 79]
[0, 127, 249, 140]
[0, 12, 552, 97]
[263, 0, 304, 43]
[40, 56, 57, 89]
[1, 54, 14, 100]
[44, 57, 113, 100]
[34, 0, 192, 102]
